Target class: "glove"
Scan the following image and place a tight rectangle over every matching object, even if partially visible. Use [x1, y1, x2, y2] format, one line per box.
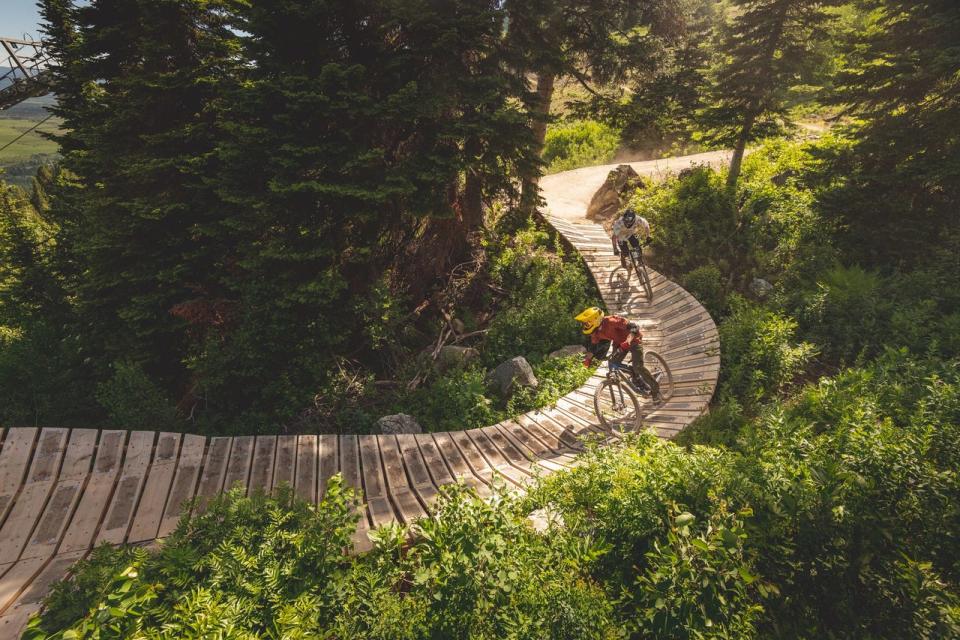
[618, 340, 631, 352]
[583, 355, 593, 367]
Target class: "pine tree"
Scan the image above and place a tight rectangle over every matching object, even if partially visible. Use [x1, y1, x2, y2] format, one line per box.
[504, 0, 687, 201]
[39, 0, 239, 391]
[203, 0, 538, 427]
[822, 0, 960, 266]
[697, 0, 840, 188]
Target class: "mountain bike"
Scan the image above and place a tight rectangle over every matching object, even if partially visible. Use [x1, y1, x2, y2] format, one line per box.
[593, 350, 673, 430]
[625, 243, 654, 301]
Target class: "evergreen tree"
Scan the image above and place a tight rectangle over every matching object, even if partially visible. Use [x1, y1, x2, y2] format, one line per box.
[697, 0, 840, 188]
[39, 0, 239, 392]
[504, 0, 687, 200]
[202, 0, 538, 428]
[821, 0, 960, 266]
[573, 0, 718, 152]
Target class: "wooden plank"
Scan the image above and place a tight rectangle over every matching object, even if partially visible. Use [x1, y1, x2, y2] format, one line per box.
[396, 434, 439, 505]
[317, 435, 338, 499]
[414, 434, 454, 486]
[466, 428, 530, 486]
[448, 431, 500, 487]
[223, 435, 254, 494]
[24, 430, 98, 560]
[338, 436, 371, 551]
[127, 432, 182, 543]
[0, 429, 39, 527]
[428, 433, 491, 496]
[60, 430, 126, 554]
[272, 435, 297, 493]
[294, 435, 317, 503]
[0, 429, 69, 564]
[248, 436, 277, 494]
[357, 435, 396, 527]
[0, 556, 45, 614]
[193, 437, 231, 512]
[376, 436, 425, 523]
[158, 434, 206, 538]
[0, 551, 83, 634]
[96, 431, 155, 545]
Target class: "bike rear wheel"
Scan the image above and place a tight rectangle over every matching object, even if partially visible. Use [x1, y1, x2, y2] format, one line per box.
[594, 376, 642, 431]
[643, 350, 673, 401]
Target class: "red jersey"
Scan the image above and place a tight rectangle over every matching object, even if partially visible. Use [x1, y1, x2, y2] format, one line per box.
[590, 315, 641, 345]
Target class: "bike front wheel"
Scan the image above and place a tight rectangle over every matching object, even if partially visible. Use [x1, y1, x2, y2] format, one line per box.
[643, 350, 673, 401]
[629, 251, 654, 301]
[594, 377, 642, 431]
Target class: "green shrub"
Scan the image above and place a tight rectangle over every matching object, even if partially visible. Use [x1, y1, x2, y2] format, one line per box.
[717, 296, 816, 408]
[629, 506, 764, 639]
[798, 264, 880, 364]
[400, 365, 500, 432]
[542, 120, 620, 173]
[531, 356, 960, 638]
[484, 225, 598, 366]
[95, 360, 180, 430]
[631, 166, 738, 279]
[29, 481, 618, 640]
[681, 263, 728, 319]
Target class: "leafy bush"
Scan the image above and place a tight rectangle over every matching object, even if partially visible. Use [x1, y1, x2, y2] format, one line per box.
[29, 481, 618, 640]
[798, 264, 881, 365]
[531, 355, 960, 638]
[543, 120, 620, 173]
[717, 296, 816, 408]
[681, 263, 728, 319]
[95, 361, 180, 430]
[631, 165, 737, 280]
[483, 225, 599, 366]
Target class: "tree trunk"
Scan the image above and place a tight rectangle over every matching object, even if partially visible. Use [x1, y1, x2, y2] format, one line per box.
[726, 111, 755, 190]
[521, 70, 556, 208]
[462, 136, 484, 230]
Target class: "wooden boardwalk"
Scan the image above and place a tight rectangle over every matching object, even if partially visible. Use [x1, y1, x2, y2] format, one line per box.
[0, 169, 719, 637]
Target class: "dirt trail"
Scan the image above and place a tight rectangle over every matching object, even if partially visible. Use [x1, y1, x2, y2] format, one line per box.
[538, 150, 734, 222]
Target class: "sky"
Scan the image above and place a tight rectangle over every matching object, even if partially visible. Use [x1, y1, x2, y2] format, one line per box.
[3, 1, 44, 41]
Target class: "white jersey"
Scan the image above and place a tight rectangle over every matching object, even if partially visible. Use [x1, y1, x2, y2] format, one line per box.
[611, 215, 651, 243]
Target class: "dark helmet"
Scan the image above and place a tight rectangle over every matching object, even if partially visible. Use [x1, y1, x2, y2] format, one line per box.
[622, 208, 637, 227]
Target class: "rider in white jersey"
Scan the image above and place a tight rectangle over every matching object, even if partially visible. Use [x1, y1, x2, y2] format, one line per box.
[610, 208, 651, 268]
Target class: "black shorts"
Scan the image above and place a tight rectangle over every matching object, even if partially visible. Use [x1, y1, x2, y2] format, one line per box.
[618, 235, 642, 253]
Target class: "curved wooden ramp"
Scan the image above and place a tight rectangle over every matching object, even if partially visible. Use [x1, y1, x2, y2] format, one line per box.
[0, 163, 719, 636]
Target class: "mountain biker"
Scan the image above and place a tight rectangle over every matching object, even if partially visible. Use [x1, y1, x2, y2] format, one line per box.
[611, 207, 651, 269]
[574, 307, 662, 402]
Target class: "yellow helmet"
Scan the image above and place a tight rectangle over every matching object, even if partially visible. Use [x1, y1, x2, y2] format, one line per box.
[574, 307, 604, 335]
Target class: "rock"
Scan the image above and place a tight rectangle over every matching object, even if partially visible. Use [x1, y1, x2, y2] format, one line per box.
[750, 278, 774, 298]
[436, 345, 479, 372]
[451, 318, 466, 334]
[527, 506, 565, 534]
[586, 164, 646, 223]
[375, 414, 422, 435]
[486, 356, 539, 398]
[547, 345, 588, 360]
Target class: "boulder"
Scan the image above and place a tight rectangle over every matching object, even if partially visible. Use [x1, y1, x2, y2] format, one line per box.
[547, 345, 588, 360]
[486, 356, 539, 398]
[375, 414, 422, 435]
[750, 278, 774, 298]
[586, 164, 646, 223]
[436, 345, 479, 372]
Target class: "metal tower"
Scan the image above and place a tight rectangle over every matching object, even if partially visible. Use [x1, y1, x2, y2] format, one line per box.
[0, 37, 53, 110]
